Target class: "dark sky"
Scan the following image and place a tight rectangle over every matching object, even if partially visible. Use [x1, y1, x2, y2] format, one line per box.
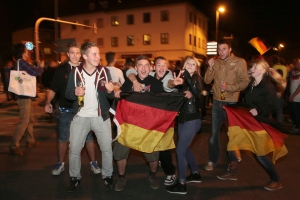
[1, 0, 299, 61]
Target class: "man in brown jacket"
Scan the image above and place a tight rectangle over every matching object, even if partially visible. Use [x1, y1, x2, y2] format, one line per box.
[204, 39, 249, 171]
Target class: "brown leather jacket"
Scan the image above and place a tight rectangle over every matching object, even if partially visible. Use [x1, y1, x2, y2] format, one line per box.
[204, 54, 250, 102]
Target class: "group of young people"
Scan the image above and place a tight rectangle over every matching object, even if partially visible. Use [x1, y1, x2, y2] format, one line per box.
[10, 39, 286, 195]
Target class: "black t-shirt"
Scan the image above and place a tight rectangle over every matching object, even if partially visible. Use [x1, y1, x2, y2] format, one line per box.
[49, 62, 74, 108]
[121, 75, 165, 93]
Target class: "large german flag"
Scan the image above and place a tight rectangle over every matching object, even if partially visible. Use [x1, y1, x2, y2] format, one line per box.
[112, 92, 184, 153]
[224, 106, 288, 163]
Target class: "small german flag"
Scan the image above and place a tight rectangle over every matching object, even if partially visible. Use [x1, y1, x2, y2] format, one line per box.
[248, 37, 271, 55]
[224, 106, 288, 163]
[113, 92, 184, 153]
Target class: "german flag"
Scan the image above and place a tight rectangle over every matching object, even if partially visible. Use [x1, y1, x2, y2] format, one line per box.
[248, 37, 271, 55]
[224, 106, 288, 163]
[113, 92, 184, 153]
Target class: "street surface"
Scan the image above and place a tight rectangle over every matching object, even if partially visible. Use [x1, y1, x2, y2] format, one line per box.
[0, 92, 299, 200]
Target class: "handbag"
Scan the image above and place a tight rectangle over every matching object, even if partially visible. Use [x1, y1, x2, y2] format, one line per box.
[8, 59, 37, 97]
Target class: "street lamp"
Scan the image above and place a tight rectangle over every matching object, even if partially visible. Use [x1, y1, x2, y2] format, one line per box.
[278, 43, 284, 56]
[216, 6, 225, 41]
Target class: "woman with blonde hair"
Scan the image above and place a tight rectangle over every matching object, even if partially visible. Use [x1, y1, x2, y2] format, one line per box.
[166, 56, 203, 194]
[217, 59, 286, 191]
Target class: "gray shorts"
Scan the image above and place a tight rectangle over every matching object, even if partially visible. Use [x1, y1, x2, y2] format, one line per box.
[113, 142, 159, 162]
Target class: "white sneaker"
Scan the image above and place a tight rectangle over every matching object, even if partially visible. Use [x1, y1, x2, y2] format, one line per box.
[52, 162, 65, 175]
[205, 161, 214, 171]
[164, 174, 176, 185]
[90, 161, 101, 174]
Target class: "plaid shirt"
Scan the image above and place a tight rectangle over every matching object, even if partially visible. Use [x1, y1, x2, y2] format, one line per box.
[15, 59, 44, 76]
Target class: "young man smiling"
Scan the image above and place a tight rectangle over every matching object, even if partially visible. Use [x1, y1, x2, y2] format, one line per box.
[65, 42, 115, 192]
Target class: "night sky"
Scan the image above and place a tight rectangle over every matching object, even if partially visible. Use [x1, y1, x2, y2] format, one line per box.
[0, 0, 299, 62]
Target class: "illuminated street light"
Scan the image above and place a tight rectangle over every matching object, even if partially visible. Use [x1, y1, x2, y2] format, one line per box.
[216, 6, 225, 41]
[279, 44, 284, 48]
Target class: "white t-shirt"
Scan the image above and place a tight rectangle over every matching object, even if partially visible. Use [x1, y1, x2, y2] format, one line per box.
[106, 66, 125, 84]
[290, 71, 300, 102]
[78, 70, 99, 117]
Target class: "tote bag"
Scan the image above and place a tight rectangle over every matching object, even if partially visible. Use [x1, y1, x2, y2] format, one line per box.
[8, 59, 37, 97]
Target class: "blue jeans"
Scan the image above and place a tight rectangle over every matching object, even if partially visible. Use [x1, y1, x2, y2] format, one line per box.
[177, 119, 201, 183]
[228, 151, 279, 182]
[209, 100, 236, 165]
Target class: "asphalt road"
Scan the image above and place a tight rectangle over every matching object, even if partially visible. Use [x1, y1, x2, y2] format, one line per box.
[0, 92, 299, 200]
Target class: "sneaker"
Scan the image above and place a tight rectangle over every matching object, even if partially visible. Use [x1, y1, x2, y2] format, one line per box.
[9, 148, 23, 156]
[115, 176, 126, 191]
[186, 173, 202, 183]
[289, 127, 300, 134]
[201, 116, 208, 121]
[264, 181, 283, 191]
[66, 177, 81, 192]
[90, 161, 101, 174]
[52, 162, 65, 175]
[164, 175, 177, 185]
[205, 161, 214, 171]
[217, 172, 237, 181]
[166, 182, 187, 195]
[104, 176, 114, 189]
[148, 175, 159, 189]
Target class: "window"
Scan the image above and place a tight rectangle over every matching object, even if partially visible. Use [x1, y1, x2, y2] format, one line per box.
[161, 10, 169, 21]
[71, 24, 77, 30]
[189, 12, 193, 22]
[127, 35, 134, 46]
[202, 19, 206, 30]
[194, 36, 196, 47]
[198, 38, 201, 48]
[161, 33, 169, 44]
[97, 18, 104, 28]
[111, 16, 119, 26]
[111, 37, 118, 47]
[83, 39, 90, 43]
[97, 38, 104, 47]
[198, 17, 202, 28]
[194, 14, 197, 25]
[143, 13, 151, 23]
[127, 14, 134, 25]
[202, 39, 205, 49]
[189, 34, 192, 45]
[143, 34, 151, 45]
[83, 20, 90, 29]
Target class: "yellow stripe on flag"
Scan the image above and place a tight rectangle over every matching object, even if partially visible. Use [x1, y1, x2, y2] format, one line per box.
[117, 123, 175, 153]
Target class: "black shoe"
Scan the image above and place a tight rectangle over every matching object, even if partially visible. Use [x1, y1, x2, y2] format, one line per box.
[166, 182, 187, 195]
[67, 177, 81, 192]
[186, 173, 202, 183]
[104, 176, 114, 189]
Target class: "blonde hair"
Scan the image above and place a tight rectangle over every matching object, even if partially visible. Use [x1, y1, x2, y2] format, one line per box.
[182, 56, 200, 76]
[252, 59, 270, 75]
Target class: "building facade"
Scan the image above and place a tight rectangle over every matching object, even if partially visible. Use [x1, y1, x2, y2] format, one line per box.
[59, 1, 208, 65]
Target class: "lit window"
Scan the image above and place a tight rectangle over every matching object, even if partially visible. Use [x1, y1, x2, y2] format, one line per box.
[127, 35, 134, 46]
[97, 38, 104, 47]
[143, 13, 151, 23]
[111, 16, 119, 26]
[83, 20, 90, 29]
[97, 18, 103, 28]
[143, 34, 151, 45]
[127, 14, 134, 25]
[161, 10, 169, 21]
[161, 33, 169, 44]
[111, 37, 118, 47]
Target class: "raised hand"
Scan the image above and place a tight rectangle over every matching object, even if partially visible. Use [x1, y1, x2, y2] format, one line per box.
[173, 71, 184, 86]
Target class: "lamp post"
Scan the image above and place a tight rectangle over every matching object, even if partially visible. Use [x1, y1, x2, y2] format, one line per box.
[216, 6, 225, 41]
